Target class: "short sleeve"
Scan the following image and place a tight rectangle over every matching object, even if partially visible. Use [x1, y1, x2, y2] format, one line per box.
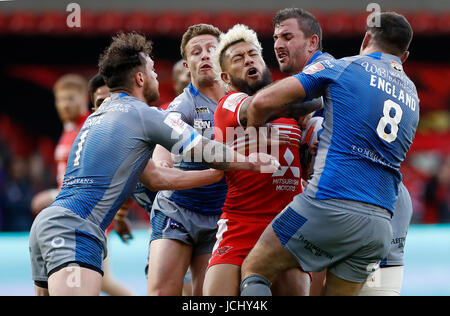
[141, 107, 202, 156]
[214, 93, 249, 142]
[293, 59, 343, 101]
[166, 95, 195, 126]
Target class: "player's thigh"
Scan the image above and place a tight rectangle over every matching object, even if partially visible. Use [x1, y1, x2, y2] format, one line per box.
[189, 252, 212, 296]
[34, 284, 49, 296]
[272, 268, 311, 296]
[324, 270, 365, 296]
[147, 238, 192, 295]
[242, 224, 299, 282]
[310, 270, 327, 296]
[203, 263, 241, 296]
[48, 265, 102, 296]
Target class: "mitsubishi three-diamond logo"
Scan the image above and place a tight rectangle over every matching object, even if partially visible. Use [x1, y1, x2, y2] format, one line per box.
[272, 148, 300, 178]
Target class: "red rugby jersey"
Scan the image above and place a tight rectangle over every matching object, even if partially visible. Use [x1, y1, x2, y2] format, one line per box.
[214, 91, 302, 221]
[54, 112, 90, 188]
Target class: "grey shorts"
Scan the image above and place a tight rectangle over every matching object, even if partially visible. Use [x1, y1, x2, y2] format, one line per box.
[272, 193, 392, 283]
[150, 191, 220, 256]
[382, 182, 412, 266]
[29, 206, 107, 283]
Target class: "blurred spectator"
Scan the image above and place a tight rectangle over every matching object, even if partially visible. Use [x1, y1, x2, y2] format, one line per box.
[0, 156, 33, 231]
[423, 156, 450, 223]
[31, 74, 90, 215]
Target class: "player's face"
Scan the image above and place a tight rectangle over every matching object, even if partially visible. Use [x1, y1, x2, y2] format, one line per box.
[273, 18, 310, 75]
[54, 88, 85, 123]
[185, 34, 218, 88]
[223, 41, 272, 96]
[93, 85, 110, 111]
[143, 55, 160, 104]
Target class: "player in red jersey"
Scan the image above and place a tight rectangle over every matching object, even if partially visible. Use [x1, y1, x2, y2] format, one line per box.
[31, 74, 90, 215]
[202, 24, 311, 296]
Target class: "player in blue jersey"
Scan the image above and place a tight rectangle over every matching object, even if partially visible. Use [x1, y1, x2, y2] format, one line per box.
[240, 12, 418, 296]
[272, 8, 416, 296]
[29, 32, 280, 296]
[146, 24, 232, 296]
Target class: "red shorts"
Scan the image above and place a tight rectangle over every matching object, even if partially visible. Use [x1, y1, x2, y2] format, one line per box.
[208, 213, 313, 281]
[208, 215, 271, 268]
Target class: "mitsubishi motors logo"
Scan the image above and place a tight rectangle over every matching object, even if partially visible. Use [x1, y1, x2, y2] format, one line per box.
[272, 148, 300, 178]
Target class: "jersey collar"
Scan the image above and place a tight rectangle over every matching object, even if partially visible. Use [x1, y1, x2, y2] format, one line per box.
[306, 51, 323, 66]
[366, 52, 402, 64]
[188, 82, 200, 97]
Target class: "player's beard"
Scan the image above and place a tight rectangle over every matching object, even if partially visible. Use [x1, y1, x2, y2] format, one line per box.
[229, 67, 272, 96]
[143, 79, 160, 104]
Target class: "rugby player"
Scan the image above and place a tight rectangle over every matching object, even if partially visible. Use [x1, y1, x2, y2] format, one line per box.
[202, 24, 310, 296]
[29, 32, 279, 296]
[147, 24, 231, 296]
[87, 72, 134, 296]
[240, 11, 418, 296]
[272, 8, 414, 296]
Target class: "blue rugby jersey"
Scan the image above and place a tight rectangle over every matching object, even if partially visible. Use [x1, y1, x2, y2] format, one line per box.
[52, 93, 202, 230]
[131, 182, 157, 212]
[165, 83, 227, 215]
[294, 52, 419, 212]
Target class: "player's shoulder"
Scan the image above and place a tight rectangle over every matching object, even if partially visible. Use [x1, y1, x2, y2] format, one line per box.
[166, 88, 195, 112]
[218, 91, 249, 113]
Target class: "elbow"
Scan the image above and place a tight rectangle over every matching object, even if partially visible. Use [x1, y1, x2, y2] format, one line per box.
[251, 94, 267, 113]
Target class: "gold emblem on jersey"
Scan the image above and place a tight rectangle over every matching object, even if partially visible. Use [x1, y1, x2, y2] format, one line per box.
[390, 61, 403, 72]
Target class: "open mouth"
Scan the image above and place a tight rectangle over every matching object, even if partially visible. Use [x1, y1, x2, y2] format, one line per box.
[200, 64, 212, 71]
[247, 67, 259, 78]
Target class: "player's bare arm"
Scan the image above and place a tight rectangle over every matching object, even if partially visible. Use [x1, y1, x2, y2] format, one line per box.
[247, 76, 307, 127]
[191, 137, 280, 173]
[282, 97, 323, 121]
[139, 159, 224, 191]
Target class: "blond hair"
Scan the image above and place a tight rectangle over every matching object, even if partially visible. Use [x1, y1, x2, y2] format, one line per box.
[212, 24, 262, 81]
[180, 24, 222, 60]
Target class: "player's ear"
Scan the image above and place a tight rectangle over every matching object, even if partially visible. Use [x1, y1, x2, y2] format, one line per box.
[400, 51, 409, 64]
[309, 34, 320, 53]
[183, 61, 189, 70]
[360, 32, 371, 54]
[221, 72, 231, 86]
[135, 71, 145, 88]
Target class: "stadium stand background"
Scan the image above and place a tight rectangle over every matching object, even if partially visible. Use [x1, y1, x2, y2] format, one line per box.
[0, 0, 448, 227]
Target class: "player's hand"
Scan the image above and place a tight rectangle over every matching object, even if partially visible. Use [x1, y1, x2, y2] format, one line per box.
[248, 152, 281, 174]
[157, 160, 172, 168]
[113, 216, 133, 243]
[262, 125, 291, 147]
[301, 179, 309, 191]
[31, 189, 58, 215]
[297, 113, 313, 130]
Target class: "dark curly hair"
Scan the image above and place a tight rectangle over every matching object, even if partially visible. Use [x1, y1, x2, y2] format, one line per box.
[98, 32, 153, 91]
